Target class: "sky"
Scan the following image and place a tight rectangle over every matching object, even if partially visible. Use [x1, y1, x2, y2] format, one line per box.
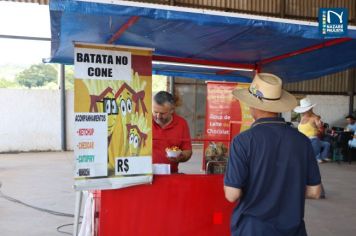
[0, 1, 51, 65]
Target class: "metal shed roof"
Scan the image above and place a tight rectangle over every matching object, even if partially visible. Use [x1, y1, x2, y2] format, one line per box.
[49, 0, 356, 83]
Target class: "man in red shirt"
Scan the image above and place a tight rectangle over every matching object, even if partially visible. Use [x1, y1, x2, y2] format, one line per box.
[152, 91, 192, 173]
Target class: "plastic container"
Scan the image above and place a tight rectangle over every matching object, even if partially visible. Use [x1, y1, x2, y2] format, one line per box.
[166, 150, 182, 158]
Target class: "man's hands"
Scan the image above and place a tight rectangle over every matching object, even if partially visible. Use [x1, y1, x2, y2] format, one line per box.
[167, 150, 192, 163]
[167, 154, 183, 163]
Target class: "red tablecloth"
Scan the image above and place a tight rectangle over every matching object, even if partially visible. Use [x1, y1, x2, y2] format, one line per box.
[95, 174, 235, 236]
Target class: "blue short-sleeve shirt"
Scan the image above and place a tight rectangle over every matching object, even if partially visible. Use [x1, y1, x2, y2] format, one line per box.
[346, 123, 356, 132]
[224, 117, 321, 236]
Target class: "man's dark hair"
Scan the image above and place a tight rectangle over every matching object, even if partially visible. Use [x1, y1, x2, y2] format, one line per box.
[345, 115, 356, 120]
[154, 91, 175, 105]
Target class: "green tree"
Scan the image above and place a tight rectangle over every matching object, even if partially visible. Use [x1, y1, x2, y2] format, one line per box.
[15, 64, 57, 88]
[0, 78, 18, 88]
[65, 66, 74, 90]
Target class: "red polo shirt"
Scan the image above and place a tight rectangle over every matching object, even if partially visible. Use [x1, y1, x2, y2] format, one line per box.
[152, 113, 192, 173]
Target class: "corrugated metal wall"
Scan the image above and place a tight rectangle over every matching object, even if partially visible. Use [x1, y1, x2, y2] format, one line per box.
[126, 0, 356, 24]
[176, 0, 280, 15]
[285, 0, 355, 23]
[7, 0, 355, 23]
[174, 77, 206, 138]
[284, 69, 356, 94]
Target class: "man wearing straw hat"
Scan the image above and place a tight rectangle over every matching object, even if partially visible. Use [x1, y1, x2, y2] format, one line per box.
[224, 73, 322, 236]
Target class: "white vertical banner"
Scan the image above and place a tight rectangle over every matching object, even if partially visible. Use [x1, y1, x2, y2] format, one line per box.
[73, 43, 153, 191]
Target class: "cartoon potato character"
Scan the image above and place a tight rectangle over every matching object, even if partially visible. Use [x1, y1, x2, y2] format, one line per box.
[108, 79, 150, 171]
[115, 82, 148, 117]
[88, 87, 118, 137]
[87, 86, 119, 172]
[114, 83, 136, 117]
[108, 82, 141, 171]
[97, 91, 120, 173]
[111, 82, 148, 156]
[96, 90, 118, 136]
[112, 83, 136, 157]
[126, 125, 147, 156]
[125, 113, 150, 156]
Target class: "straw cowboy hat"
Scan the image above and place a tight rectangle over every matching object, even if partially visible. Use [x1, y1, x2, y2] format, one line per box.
[293, 98, 316, 113]
[232, 73, 297, 113]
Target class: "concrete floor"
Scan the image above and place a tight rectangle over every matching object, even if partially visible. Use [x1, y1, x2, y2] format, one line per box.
[0, 149, 355, 236]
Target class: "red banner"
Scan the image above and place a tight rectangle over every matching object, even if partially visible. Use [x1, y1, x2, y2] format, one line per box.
[203, 82, 253, 169]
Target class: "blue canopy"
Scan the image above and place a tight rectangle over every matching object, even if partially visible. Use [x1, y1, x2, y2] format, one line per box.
[49, 0, 356, 83]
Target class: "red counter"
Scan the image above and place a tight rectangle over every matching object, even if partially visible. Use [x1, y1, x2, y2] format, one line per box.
[95, 174, 235, 236]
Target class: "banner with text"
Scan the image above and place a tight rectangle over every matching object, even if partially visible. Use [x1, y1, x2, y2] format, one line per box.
[203, 82, 253, 169]
[74, 43, 153, 190]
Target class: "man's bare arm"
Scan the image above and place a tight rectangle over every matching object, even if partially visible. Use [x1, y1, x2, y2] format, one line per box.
[224, 186, 243, 203]
[305, 184, 322, 199]
[179, 150, 192, 162]
[170, 150, 192, 163]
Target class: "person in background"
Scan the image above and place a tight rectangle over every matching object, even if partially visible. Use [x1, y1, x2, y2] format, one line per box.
[152, 91, 192, 173]
[348, 132, 356, 148]
[224, 73, 321, 236]
[345, 115, 356, 149]
[294, 98, 331, 163]
[345, 115, 356, 132]
[318, 122, 334, 153]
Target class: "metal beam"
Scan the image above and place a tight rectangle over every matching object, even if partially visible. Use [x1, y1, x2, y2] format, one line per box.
[153, 55, 255, 71]
[288, 91, 348, 96]
[168, 76, 175, 96]
[348, 68, 355, 115]
[0, 34, 50, 41]
[260, 38, 352, 65]
[58, 64, 67, 151]
[215, 69, 235, 75]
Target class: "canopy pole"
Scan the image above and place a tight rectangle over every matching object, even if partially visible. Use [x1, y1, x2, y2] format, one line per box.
[168, 0, 175, 97]
[169, 76, 175, 96]
[73, 191, 83, 236]
[59, 64, 67, 151]
[348, 68, 355, 115]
